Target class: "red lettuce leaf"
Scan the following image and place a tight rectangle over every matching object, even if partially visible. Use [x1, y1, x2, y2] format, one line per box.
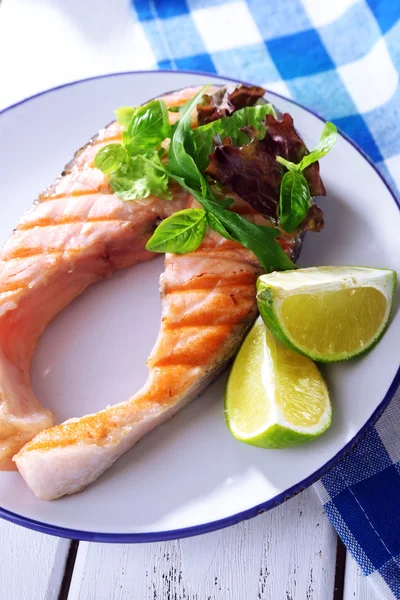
[206, 126, 283, 221]
[263, 114, 326, 197]
[197, 84, 266, 125]
[205, 113, 326, 231]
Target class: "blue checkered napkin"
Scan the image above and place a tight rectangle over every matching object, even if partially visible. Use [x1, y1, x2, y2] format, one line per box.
[130, 0, 400, 596]
[315, 389, 400, 600]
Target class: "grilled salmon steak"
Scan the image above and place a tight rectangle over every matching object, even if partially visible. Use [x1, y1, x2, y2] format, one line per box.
[16, 231, 264, 499]
[0, 88, 194, 470]
[1, 85, 321, 499]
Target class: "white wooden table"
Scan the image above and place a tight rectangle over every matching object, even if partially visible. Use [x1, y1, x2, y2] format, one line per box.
[0, 489, 378, 600]
[0, 2, 379, 598]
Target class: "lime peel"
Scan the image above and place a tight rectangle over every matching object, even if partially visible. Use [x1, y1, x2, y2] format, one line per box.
[225, 317, 331, 449]
[257, 266, 397, 363]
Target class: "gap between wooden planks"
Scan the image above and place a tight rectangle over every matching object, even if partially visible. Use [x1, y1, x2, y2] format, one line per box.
[0, 518, 70, 600]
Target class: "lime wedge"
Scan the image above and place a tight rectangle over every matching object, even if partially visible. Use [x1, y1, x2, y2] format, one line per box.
[257, 266, 397, 363]
[225, 317, 331, 448]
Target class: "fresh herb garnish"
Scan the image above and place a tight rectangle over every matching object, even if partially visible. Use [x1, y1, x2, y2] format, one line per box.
[143, 158, 295, 272]
[109, 152, 171, 202]
[143, 87, 295, 270]
[94, 144, 128, 174]
[277, 122, 337, 172]
[197, 85, 266, 125]
[122, 100, 171, 156]
[205, 125, 283, 221]
[168, 85, 210, 192]
[276, 122, 337, 232]
[279, 170, 311, 233]
[96, 100, 172, 201]
[115, 107, 136, 130]
[204, 113, 329, 229]
[146, 208, 207, 254]
[95, 84, 334, 269]
[192, 104, 276, 171]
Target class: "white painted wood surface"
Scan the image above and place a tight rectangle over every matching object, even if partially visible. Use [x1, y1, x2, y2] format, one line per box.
[0, 519, 70, 600]
[344, 557, 382, 600]
[0, 495, 380, 600]
[68, 489, 337, 600]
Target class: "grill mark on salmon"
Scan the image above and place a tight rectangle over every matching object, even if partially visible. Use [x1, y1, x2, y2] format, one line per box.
[4, 248, 63, 260]
[0, 283, 26, 294]
[40, 190, 103, 201]
[18, 217, 130, 231]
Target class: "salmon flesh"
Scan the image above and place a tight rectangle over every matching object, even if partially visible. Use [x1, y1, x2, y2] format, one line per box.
[0, 87, 304, 499]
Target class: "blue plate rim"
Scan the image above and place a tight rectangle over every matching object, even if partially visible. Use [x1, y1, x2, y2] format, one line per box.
[0, 69, 399, 543]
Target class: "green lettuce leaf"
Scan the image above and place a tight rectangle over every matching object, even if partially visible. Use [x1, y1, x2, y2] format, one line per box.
[109, 153, 171, 202]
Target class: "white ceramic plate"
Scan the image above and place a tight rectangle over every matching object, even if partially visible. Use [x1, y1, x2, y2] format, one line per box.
[0, 71, 399, 542]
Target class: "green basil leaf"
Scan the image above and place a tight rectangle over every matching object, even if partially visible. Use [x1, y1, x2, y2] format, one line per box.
[115, 107, 136, 130]
[275, 156, 300, 171]
[168, 85, 210, 191]
[169, 98, 196, 136]
[146, 208, 207, 254]
[192, 104, 276, 171]
[123, 100, 171, 155]
[109, 153, 171, 202]
[205, 196, 234, 236]
[298, 122, 337, 171]
[206, 212, 234, 241]
[94, 144, 128, 174]
[169, 95, 195, 115]
[276, 122, 337, 173]
[216, 197, 235, 209]
[279, 170, 311, 232]
[203, 200, 295, 271]
[142, 156, 295, 272]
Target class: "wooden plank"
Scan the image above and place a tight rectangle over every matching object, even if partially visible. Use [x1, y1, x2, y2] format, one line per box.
[343, 554, 382, 600]
[68, 488, 337, 600]
[0, 519, 70, 600]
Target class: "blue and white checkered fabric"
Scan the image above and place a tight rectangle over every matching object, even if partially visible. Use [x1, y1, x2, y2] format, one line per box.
[131, 0, 400, 198]
[315, 389, 400, 600]
[129, 0, 400, 597]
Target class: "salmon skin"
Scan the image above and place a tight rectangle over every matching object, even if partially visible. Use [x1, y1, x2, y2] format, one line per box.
[2, 86, 305, 499]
